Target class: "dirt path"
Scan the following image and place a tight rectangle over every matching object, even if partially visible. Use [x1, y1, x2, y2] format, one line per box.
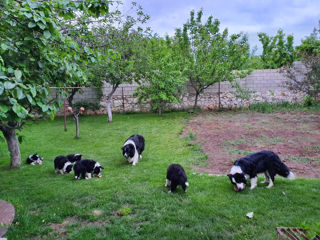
[185, 111, 320, 178]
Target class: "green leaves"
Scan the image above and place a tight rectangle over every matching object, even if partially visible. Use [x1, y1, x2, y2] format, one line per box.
[4, 81, 16, 90]
[258, 29, 297, 69]
[0, 0, 110, 127]
[43, 30, 51, 39]
[12, 104, 28, 118]
[28, 22, 36, 28]
[14, 69, 22, 79]
[0, 82, 4, 95]
[173, 9, 250, 109]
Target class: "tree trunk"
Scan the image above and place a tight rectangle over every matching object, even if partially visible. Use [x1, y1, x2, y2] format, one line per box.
[218, 81, 221, 109]
[193, 92, 199, 111]
[106, 84, 119, 123]
[73, 114, 80, 138]
[158, 106, 162, 116]
[1, 126, 21, 168]
[107, 99, 112, 123]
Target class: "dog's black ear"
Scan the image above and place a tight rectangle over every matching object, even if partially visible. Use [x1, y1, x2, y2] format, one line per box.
[100, 166, 104, 170]
[227, 174, 232, 178]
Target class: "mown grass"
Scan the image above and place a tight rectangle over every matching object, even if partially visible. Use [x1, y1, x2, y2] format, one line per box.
[0, 112, 320, 240]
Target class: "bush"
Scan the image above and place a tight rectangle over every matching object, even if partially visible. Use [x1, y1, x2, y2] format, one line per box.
[303, 94, 314, 106]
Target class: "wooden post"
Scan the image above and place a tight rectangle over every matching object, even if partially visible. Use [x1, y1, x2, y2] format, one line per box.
[122, 87, 125, 112]
[63, 88, 67, 131]
[218, 81, 221, 109]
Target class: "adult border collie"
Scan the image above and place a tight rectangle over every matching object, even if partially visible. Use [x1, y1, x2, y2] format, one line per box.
[54, 155, 73, 174]
[165, 164, 189, 192]
[26, 153, 43, 165]
[74, 159, 104, 180]
[122, 134, 145, 166]
[227, 150, 295, 191]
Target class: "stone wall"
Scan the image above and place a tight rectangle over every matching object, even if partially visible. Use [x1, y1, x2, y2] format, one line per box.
[66, 64, 305, 114]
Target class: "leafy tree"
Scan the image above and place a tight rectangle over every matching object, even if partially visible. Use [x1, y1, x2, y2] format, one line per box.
[174, 10, 250, 110]
[0, 0, 108, 168]
[88, 2, 150, 122]
[258, 29, 296, 69]
[283, 21, 320, 100]
[134, 37, 187, 115]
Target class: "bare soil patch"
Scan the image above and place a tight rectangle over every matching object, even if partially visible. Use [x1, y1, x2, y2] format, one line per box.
[185, 111, 320, 178]
[49, 216, 109, 239]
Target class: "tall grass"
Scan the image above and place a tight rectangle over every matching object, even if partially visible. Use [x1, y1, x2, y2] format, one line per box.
[244, 101, 320, 113]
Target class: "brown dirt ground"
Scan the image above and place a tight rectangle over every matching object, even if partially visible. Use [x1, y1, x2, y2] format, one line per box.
[185, 111, 320, 178]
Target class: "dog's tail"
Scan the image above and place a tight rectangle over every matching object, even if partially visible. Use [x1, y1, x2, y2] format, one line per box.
[274, 153, 295, 180]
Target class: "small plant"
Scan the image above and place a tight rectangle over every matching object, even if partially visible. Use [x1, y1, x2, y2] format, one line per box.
[303, 94, 314, 106]
[116, 207, 132, 216]
[188, 131, 196, 141]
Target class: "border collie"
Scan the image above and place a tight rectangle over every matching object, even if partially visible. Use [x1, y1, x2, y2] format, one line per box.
[26, 153, 43, 165]
[165, 164, 189, 192]
[66, 154, 82, 163]
[122, 134, 145, 166]
[227, 150, 295, 191]
[54, 155, 73, 174]
[74, 159, 104, 180]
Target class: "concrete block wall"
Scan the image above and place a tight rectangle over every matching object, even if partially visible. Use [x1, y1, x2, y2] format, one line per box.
[60, 64, 305, 114]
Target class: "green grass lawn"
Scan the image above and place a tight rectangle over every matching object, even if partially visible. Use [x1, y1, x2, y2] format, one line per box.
[0, 112, 319, 240]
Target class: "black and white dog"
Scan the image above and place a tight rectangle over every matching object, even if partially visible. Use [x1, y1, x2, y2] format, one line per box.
[227, 150, 295, 191]
[54, 155, 73, 174]
[66, 154, 82, 163]
[122, 134, 145, 166]
[26, 153, 43, 165]
[165, 164, 189, 192]
[74, 159, 104, 180]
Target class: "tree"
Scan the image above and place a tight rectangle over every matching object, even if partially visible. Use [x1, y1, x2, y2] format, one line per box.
[258, 29, 296, 69]
[174, 10, 250, 110]
[88, 2, 150, 122]
[0, 0, 108, 168]
[283, 21, 320, 100]
[134, 37, 187, 115]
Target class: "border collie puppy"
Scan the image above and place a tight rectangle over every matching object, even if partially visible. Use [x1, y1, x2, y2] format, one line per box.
[54, 155, 73, 174]
[26, 153, 43, 165]
[66, 154, 82, 163]
[165, 164, 189, 192]
[74, 159, 104, 180]
[122, 134, 145, 166]
[227, 150, 295, 191]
